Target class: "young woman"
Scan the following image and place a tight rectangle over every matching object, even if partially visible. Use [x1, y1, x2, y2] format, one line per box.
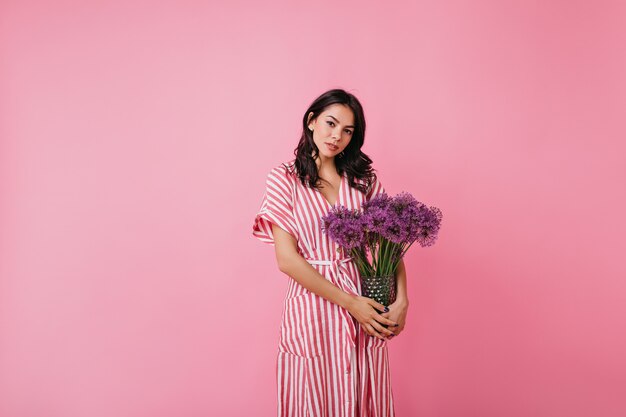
[252, 88, 409, 417]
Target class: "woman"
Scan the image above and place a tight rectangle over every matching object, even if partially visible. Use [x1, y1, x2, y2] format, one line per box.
[252, 88, 409, 417]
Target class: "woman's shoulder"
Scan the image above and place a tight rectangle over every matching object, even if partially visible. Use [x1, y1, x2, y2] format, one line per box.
[267, 159, 298, 182]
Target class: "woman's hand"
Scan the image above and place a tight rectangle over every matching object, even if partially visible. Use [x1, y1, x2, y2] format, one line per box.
[345, 295, 399, 340]
[380, 298, 409, 339]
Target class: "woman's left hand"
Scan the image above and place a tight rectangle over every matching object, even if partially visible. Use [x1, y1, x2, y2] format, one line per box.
[381, 298, 409, 338]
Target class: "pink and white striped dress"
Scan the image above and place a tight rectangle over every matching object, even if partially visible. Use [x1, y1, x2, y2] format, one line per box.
[252, 160, 395, 417]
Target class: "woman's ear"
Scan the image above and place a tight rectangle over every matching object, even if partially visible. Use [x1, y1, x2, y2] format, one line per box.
[307, 112, 315, 130]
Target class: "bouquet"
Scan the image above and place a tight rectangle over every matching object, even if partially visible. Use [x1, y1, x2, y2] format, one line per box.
[321, 192, 442, 306]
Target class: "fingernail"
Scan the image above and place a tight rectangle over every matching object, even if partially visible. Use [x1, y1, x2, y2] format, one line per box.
[384, 307, 389, 312]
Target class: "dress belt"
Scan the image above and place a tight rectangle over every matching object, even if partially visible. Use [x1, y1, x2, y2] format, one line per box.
[305, 257, 359, 296]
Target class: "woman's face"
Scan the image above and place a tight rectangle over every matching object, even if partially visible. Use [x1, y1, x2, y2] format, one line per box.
[307, 103, 354, 162]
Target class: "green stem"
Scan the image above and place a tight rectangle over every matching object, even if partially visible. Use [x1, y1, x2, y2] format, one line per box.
[351, 247, 371, 276]
[381, 238, 390, 276]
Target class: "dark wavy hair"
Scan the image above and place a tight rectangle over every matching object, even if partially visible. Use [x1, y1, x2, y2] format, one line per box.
[283, 88, 377, 195]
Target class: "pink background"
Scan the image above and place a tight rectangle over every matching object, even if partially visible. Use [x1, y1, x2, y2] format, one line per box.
[1, 1, 625, 416]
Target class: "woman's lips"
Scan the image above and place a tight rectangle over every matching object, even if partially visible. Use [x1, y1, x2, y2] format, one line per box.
[325, 143, 338, 151]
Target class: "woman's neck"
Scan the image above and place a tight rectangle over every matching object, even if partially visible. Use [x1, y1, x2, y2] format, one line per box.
[314, 155, 336, 176]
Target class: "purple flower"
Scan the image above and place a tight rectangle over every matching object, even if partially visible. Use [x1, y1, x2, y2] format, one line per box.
[361, 205, 390, 235]
[321, 206, 365, 250]
[321, 190, 443, 277]
[381, 192, 443, 247]
[361, 193, 392, 235]
[362, 193, 391, 211]
[414, 205, 443, 247]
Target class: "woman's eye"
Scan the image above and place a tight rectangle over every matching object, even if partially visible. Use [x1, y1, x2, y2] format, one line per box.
[326, 120, 351, 134]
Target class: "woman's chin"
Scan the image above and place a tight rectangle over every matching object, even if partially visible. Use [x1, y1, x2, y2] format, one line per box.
[319, 152, 336, 159]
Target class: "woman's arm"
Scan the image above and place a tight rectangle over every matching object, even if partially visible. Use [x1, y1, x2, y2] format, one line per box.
[395, 258, 409, 305]
[271, 223, 398, 340]
[381, 258, 409, 337]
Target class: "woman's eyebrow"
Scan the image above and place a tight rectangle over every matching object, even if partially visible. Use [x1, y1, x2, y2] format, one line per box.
[326, 115, 355, 128]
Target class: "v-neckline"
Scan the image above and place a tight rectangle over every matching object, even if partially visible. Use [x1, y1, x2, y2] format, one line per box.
[316, 172, 344, 207]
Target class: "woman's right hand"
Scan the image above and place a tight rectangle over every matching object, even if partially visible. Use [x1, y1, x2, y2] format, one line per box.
[345, 295, 399, 340]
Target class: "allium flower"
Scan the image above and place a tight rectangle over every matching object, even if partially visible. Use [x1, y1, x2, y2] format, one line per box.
[321, 206, 365, 250]
[414, 205, 443, 247]
[362, 193, 391, 211]
[321, 190, 443, 278]
[361, 205, 390, 235]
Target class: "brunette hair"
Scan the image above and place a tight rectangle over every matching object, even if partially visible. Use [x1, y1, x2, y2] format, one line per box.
[283, 88, 377, 194]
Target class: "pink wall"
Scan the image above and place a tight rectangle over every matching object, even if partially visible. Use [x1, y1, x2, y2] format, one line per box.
[1, 1, 625, 416]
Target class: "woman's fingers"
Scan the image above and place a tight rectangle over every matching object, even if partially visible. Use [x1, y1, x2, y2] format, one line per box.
[363, 323, 386, 340]
[363, 297, 398, 327]
[347, 296, 399, 340]
[366, 298, 388, 313]
[370, 319, 395, 337]
[374, 312, 398, 327]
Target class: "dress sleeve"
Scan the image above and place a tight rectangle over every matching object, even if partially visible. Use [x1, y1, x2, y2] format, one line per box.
[252, 165, 299, 246]
[366, 173, 387, 201]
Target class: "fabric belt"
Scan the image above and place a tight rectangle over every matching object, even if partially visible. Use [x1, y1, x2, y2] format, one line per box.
[305, 257, 359, 296]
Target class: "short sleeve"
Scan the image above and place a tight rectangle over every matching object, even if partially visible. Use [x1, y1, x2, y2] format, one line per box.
[252, 165, 299, 246]
[366, 173, 387, 201]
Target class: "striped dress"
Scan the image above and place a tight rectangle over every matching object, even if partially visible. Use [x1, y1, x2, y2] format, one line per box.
[252, 160, 395, 417]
